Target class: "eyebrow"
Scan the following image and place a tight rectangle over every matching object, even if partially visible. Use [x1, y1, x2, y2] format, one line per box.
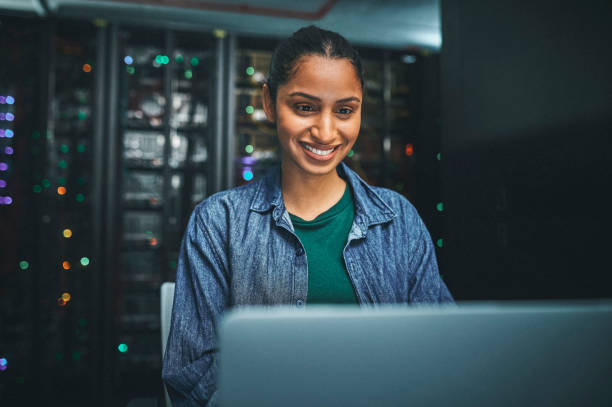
[288, 92, 361, 104]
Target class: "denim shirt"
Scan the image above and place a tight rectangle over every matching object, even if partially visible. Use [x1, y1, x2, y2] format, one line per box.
[162, 162, 454, 406]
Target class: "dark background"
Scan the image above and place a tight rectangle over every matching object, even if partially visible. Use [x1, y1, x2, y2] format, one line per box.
[440, 0, 612, 300]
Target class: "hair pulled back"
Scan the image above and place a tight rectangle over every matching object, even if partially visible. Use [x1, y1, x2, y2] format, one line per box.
[266, 25, 365, 106]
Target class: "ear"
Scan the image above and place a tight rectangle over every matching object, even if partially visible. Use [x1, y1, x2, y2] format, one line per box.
[262, 83, 276, 123]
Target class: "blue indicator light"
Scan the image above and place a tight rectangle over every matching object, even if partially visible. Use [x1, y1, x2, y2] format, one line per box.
[242, 170, 254, 181]
[124, 56, 133, 65]
[6, 96, 14, 105]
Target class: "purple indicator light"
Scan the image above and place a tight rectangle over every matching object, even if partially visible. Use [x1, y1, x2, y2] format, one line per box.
[0, 129, 4, 137]
[5, 147, 13, 155]
[0, 97, 5, 104]
[1, 196, 12, 205]
[0, 180, 6, 188]
[240, 156, 256, 165]
[6, 113, 14, 122]
[0, 163, 7, 171]
[0, 113, 5, 120]
[5, 130, 13, 138]
[6, 96, 14, 105]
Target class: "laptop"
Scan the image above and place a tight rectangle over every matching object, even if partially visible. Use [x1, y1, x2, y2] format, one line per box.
[218, 301, 612, 406]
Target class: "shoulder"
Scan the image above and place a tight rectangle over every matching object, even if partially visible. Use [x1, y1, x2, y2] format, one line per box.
[365, 184, 423, 227]
[190, 179, 262, 230]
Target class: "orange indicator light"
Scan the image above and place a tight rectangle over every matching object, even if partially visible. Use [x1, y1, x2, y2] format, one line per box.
[405, 144, 414, 156]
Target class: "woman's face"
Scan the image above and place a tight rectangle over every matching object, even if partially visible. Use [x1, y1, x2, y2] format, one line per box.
[263, 55, 362, 179]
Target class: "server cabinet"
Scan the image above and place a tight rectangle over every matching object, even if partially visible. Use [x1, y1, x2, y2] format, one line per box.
[231, 40, 432, 204]
[112, 27, 214, 403]
[0, 18, 101, 405]
[233, 37, 279, 186]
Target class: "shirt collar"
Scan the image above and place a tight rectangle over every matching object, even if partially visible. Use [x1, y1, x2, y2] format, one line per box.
[250, 162, 397, 228]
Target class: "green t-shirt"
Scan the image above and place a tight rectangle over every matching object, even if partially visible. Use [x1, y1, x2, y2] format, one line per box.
[288, 184, 358, 304]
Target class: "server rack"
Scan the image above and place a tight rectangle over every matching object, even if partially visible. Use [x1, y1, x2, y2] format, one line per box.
[231, 40, 430, 204]
[0, 17, 101, 405]
[111, 27, 216, 403]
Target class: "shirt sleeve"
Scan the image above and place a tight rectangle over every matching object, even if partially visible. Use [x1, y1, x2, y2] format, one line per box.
[162, 206, 229, 406]
[408, 215, 455, 304]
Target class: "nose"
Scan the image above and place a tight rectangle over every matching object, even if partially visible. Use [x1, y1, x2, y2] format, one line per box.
[311, 111, 336, 145]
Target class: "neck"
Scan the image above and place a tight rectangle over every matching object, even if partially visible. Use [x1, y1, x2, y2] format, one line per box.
[281, 161, 346, 221]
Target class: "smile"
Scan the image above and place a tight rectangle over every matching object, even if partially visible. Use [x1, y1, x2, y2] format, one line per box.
[299, 142, 340, 161]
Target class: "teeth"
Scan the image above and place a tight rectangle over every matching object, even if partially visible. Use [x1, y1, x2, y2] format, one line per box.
[302, 143, 335, 156]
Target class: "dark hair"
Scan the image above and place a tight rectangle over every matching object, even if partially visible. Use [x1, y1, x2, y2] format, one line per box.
[266, 25, 365, 105]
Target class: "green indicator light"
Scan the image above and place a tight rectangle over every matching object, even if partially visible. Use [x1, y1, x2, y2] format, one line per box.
[42, 179, 51, 188]
[436, 238, 444, 248]
[19, 261, 29, 270]
[78, 111, 86, 121]
[176, 54, 184, 63]
[436, 152, 441, 161]
[118, 343, 128, 353]
[76, 193, 85, 203]
[33, 185, 42, 193]
[58, 160, 67, 169]
[246, 66, 255, 76]
[77, 144, 85, 153]
[169, 260, 177, 269]
[190, 57, 199, 66]
[58, 177, 66, 185]
[32, 131, 40, 139]
[436, 202, 444, 212]
[245, 144, 254, 154]
[162, 56, 170, 64]
[60, 144, 69, 153]
[347, 149, 355, 158]
[126, 66, 135, 75]
[245, 105, 254, 114]
[155, 55, 162, 64]
[72, 351, 81, 361]
[80, 257, 90, 266]
[185, 69, 193, 79]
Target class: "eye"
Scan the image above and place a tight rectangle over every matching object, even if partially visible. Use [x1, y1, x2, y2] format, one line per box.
[295, 104, 315, 113]
[337, 107, 353, 115]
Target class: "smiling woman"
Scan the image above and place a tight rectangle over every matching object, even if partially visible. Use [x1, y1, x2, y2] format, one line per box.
[162, 25, 454, 406]
[263, 53, 363, 220]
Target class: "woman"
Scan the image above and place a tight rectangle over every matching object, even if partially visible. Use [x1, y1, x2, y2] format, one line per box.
[162, 25, 454, 406]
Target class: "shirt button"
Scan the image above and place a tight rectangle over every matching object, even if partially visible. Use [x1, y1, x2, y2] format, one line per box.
[296, 247, 304, 256]
[296, 299, 305, 308]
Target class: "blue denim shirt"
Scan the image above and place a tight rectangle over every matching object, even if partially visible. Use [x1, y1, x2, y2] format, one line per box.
[162, 162, 454, 406]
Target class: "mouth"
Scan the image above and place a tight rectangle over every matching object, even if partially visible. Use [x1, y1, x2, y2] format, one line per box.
[299, 142, 341, 161]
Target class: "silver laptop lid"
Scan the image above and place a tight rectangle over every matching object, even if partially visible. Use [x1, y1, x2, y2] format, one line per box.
[218, 301, 612, 407]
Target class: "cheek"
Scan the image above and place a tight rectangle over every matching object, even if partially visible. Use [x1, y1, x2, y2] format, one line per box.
[277, 112, 310, 138]
[339, 116, 361, 140]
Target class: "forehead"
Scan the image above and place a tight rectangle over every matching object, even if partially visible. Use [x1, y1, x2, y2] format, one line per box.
[281, 55, 362, 98]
